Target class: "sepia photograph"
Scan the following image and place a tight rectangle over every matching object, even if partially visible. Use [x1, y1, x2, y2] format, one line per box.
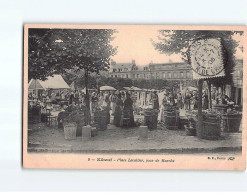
[23, 24, 246, 170]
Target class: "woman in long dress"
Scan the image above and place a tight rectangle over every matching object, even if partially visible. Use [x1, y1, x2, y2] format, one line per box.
[90, 92, 98, 118]
[177, 92, 183, 109]
[123, 92, 135, 127]
[110, 92, 117, 115]
[152, 91, 159, 110]
[114, 94, 123, 127]
[103, 94, 111, 124]
[159, 94, 168, 122]
[203, 91, 209, 110]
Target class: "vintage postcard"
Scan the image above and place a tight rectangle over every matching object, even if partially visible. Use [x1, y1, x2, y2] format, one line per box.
[23, 24, 246, 170]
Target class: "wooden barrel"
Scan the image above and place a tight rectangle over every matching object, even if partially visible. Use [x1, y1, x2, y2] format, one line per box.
[222, 113, 242, 132]
[94, 110, 108, 131]
[144, 109, 159, 130]
[31, 106, 41, 123]
[201, 113, 221, 140]
[164, 110, 179, 130]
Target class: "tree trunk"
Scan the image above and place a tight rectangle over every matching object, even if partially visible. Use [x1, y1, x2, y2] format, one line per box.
[197, 79, 203, 138]
[208, 80, 212, 110]
[84, 69, 91, 125]
[221, 85, 224, 95]
[35, 79, 37, 96]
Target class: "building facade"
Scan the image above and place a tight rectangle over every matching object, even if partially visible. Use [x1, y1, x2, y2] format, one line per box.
[109, 60, 193, 80]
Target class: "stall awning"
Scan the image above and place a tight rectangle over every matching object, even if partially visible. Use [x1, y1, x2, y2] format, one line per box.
[28, 75, 70, 90]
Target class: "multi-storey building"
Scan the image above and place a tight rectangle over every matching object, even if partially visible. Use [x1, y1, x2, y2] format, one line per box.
[109, 60, 193, 80]
[109, 59, 243, 105]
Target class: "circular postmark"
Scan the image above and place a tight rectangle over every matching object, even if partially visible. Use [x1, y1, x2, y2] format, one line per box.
[190, 38, 224, 76]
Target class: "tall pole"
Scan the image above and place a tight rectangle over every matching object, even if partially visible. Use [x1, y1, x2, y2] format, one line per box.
[197, 79, 203, 138]
[85, 69, 90, 125]
[208, 80, 212, 110]
[35, 79, 37, 97]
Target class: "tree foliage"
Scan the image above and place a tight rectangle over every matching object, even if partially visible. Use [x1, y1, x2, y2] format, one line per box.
[152, 30, 243, 87]
[28, 28, 117, 81]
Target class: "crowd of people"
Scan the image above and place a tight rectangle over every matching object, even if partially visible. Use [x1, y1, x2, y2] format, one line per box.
[28, 89, 148, 128]
[28, 86, 236, 127]
[159, 88, 235, 112]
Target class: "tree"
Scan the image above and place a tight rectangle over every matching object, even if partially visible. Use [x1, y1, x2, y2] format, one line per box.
[29, 28, 117, 124]
[28, 29, 61, 81]
[153, 30, 242, 87]
[152, 30, 243, 138]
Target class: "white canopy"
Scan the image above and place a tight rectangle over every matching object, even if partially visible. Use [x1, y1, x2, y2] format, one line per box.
[81, 88, 86, 93]
[131, 86, 142, 91]
[100, 86, 116, 91]
[28, 75, 70, 90]
[187, 86, 198, 91]
[181, 86, 198, 93]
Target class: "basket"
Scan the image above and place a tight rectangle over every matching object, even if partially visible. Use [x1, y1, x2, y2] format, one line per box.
[184, 124, 196, 136]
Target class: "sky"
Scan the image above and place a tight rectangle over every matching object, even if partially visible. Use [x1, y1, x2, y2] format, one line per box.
[111, 26, 243, 66]
[111, 26, 183, 66]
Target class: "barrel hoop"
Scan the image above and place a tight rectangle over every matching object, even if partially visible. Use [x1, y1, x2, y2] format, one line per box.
[203, 121, 220, 125]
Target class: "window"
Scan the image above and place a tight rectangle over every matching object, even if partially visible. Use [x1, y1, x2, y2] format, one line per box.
[186, 71, 190, 78]
[126, 74, 128, 78]
[180, 72, 184, 78]
[163, 72, 166, 79]
[115, 75, 117, 78]
[168, 72, 171, 79]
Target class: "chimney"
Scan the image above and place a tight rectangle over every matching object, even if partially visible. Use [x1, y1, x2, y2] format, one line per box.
[132, 60, 136, 65]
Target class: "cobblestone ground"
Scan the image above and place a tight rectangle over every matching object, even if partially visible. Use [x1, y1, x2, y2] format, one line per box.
[27, 119, 242, 154]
